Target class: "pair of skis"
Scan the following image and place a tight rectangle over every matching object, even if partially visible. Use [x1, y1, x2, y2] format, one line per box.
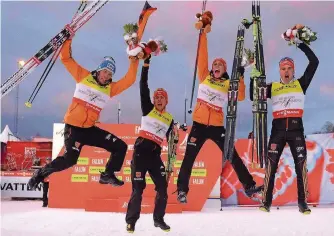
[1, 0, 110, 100]
[223, 25, 245, 162]
[224, 1, 267, 168]
[26, 1, 89, 107]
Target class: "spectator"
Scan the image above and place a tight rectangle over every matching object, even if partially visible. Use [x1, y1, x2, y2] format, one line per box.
[42, 157, 51, 207]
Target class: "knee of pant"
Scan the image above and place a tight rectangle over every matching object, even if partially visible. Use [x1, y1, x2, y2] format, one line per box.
[65, 150, 80, 167]
[133, 187, 144, 195]
[69, 155, 80, 167]
[156, 189, 168, 200]
[113, 139, 127, 154]
[132, 180, 146, 192]
[119, 140, 127, 153]
[156, 185, 167, 196]
[267, 151, 279, 164]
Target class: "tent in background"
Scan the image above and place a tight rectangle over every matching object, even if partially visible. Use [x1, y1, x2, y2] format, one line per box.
[0, 125, 20, 143]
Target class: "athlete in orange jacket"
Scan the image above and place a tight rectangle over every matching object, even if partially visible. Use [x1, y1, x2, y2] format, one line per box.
[177, 14, 262, 203]
[28, 35, 139, 190]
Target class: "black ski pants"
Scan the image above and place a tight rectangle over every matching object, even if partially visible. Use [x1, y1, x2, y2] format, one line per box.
[42, 181, 49, 203]
[263, 129, 308, 205]
[177, 121, 256, 193]
[126, 138, 168, 224]
[40, 124, 127, 177]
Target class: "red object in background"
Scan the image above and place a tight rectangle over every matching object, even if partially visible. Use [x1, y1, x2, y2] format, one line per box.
[1, 142, 7, 170]
[1, 141, 52, 171]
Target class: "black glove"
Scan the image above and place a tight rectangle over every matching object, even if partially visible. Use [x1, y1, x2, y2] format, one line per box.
[237, 66, 245, 76]
[144, 54, 152, 64]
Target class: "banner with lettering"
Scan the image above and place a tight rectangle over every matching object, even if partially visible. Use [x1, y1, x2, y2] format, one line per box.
[49, 123, 222, 212]
[220, 133, 334, 206]
[1, 171, 43, 198]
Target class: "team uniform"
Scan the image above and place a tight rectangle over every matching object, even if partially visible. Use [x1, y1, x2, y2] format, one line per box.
[250, 42, 319, 213]
[28, 39, 139, 190]
[126, 58, 173, 233]
[177, 32, 262, 203]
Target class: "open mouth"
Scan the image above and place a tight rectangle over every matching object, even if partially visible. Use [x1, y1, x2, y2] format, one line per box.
[284, 75, 289, 79]
[214, 69, 220, 76]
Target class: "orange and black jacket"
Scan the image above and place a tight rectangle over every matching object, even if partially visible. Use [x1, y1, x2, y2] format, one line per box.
[60, 39, 139, 128]
[193, 32, 245, 127]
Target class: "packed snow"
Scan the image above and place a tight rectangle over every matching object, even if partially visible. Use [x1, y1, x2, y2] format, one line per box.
[1, 199, 334, 236]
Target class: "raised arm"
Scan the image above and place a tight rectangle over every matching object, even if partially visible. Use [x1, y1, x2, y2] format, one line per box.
[237, 77, 246, 101]
[110, 59, 139, 97]
[297, 43, 319, 93]
[140, 57, 154, 116]
[59, 39, 90, 83]
[197, 33, 210, 82]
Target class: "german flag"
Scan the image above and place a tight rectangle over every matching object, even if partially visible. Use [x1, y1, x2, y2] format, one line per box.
[137, 1, 157, 41]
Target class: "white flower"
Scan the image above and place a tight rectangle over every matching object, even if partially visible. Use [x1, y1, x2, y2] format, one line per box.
[301, 32, 306, 38]
[292, 29, 298, 37]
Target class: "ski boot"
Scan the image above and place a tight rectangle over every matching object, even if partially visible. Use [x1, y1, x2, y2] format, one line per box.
[298, 202, 311, 215]
[245, 184, 263, 198]
[177, 190, 187, 204]
[154, 219, 170, 232]
[99, 172, 124, 186]
[126, 223, 135, 233]
[259, 203, 271, 212]
[28, 169, 44, 190]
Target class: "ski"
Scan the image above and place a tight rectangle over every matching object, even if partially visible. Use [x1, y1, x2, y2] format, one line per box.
[223, 25, 245, 162]
[242, 0, 267, 168]
[166, 122, 187, 184]
[1, 0, 110, 99]
[166, 122, 179, 184]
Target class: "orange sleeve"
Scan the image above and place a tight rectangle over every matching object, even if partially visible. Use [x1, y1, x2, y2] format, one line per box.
[110, 59, 140, 97]
[198, 33, 210, 82]
[238, 76, 246, 101]
[59, 39, 90, 83]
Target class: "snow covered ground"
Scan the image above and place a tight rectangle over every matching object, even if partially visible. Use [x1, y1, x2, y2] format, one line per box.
[1, 199, 334, 236]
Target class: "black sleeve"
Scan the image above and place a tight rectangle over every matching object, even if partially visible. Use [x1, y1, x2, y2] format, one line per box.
[249, 78, 272, 101]
[297, 43, 319, 94]
[165, 119, 174, 142]
[140, 66, 154, 116]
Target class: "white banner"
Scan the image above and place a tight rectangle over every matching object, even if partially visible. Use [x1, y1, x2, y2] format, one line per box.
[0, 176, 43, 198]
[52, 123, 65, 160]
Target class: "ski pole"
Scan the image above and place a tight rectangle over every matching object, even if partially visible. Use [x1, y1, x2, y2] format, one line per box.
[25, 1, 88, 107]
[188, 0, 207, 114]
[25, 46, 62, 107]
